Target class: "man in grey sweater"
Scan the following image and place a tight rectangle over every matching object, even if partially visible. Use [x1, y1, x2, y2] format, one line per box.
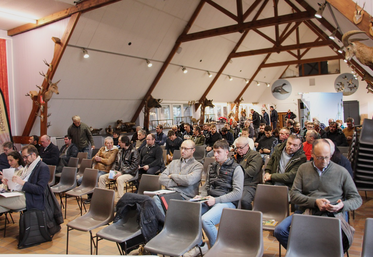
[185, 140, 244, 257]
[274, 139, 362, 250]
[154, 140, 203, 214]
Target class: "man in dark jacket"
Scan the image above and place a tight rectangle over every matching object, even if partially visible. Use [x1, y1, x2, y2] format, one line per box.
[220, 127, 234, 146]
[39, 135, 60, 166]
[139, 134, 163, 175]
[205, 125, 222, 157]
[322, 122, 348, 146]
[99, 135, 140, 198]
[155, 124, 167, 146]
[264, 134, 307, 189]
[270, 106, 278, 129]
[251, 109, 261, 130]
[56, 135, 79, 173]
[262, 109, 270, 125]
[235, 137, 262, 210]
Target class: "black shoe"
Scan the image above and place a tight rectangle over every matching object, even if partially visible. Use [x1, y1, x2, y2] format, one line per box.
[84, 199, 91, 204]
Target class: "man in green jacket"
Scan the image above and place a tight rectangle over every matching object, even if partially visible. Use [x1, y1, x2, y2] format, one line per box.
[264, 134, 307, 189]
[234, 136, 263, 210]
[67, 115, 95, 158]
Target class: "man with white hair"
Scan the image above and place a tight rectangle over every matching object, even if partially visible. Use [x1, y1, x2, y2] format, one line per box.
[67, 115, 95, 158]
[39, 135, 60, 166]
[234, 136, 262, 210]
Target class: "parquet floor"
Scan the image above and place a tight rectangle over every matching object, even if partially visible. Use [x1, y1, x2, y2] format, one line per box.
[0, 190, 371, 256]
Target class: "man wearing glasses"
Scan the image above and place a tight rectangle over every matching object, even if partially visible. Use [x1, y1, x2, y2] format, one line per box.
[274, 139, 362, 252]
[0, 145, 49, 212]
[234, 137, 262, 210]
[156, 140, 203, 214]
[264, 134, 306, 189]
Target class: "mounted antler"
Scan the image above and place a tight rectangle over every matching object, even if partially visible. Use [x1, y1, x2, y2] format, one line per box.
[353, 2, 365, 25]
[43, 59, 53, 71]
[342, 30, 373, 70]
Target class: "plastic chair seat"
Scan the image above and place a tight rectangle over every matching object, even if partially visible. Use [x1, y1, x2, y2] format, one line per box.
[96, 219, 141, 243]
[51, 184, 76, 194]
[68, 213, 112, 231]
[362, 218, 373, 257]
[66, 187, 95, 196]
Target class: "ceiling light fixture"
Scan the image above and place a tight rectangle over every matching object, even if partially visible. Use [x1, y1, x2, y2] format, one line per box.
[315, 2, 326, 19]
[182, 67, 188, 73]
[207, 71, 212, 77]
[267, 83, 270, 87]
[83, 49, 89, 58]
[244, 79, 249, 84]
[228, 75, 232, 81]
[337, 48, 343, 54]
[256, 81, 260, 86]
[329, 30, 337, 40]
[344, 59, 348, 63]
[146, 59, 152, 67]
[0, 10, 37, 24]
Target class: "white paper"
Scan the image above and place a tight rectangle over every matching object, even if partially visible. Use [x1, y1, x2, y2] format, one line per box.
[143, 189, 175, 196]
[2, 168, 16, 190]
[108, 170, 115, 179]
[0, 192, 23, 198]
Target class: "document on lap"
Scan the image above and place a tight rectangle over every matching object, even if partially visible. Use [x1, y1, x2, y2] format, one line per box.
[143, 189, 175, 196]
[2, 168, 16, 190]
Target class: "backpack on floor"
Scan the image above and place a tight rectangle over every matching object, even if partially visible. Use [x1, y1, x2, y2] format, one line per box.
[18, 209, 53, 249]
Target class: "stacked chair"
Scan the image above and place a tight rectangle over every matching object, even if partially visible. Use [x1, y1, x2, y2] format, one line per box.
[350, 119, 373, 198]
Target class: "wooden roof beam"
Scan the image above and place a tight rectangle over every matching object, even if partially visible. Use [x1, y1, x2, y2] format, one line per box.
[261, 55, 342, 68]
[236, 0, 243, 24]
[179, 11, 313, 43]
[205, 0, 238, 22]
[231, 40, 332, 58]
[243, 0, 263, 21]
[8, 0, 121, 36]
[253, 28, 276, 44]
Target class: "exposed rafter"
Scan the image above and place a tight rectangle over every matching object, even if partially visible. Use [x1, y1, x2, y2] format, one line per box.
[8, 0, 121, 36]
[205, 0, 238, 22]
[261, 56, 341, 68]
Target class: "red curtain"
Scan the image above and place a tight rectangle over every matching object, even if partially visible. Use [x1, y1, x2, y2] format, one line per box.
[0, 39, 10, 123]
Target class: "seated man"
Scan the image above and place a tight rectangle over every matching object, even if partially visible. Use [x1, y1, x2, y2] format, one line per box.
[322, 122, 348, 146]
[39, 135, 60, 166]
[272, 127, 290, 151]
[56, 135, 78, 173]
[0, 142, 13, 171]
[303, 130, 317, 161]
[134, 129, 147, 152]
[257, 125, 276, 159]
[29, 135, 42, 154]
[254, 123, 266, 148]
[274, 139, 362, 251]
[191, 126, 205, 146]
[343, 117, 355, 146]
[183, 123, 193, 140]
[186, 140, 244, 256]
[131, 126, 142, 144]
[292, 122, 301, 135]
[155, 124, 167, 146]
[264, 134, 307, 189]
[0, 145, 49, 212]
[155, 140, 203, 215]
[234, 137, 262, 210]
[165, 130, 183, 164]
[205, 125, 222, 157]
[99, 136, 139, 198]
[232, 128, 254, 150]
[220, 127, 234, 146]
[139, 134, 163, 175]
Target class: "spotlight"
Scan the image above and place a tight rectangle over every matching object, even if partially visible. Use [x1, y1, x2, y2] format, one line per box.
[337, 48, 343, 54]
[245, 79, 249, 84]
[344, 59, 347, 63]
[267, 83, 270, 87]
[207, 71, 212, 77]
[228, 75, 232, 81]
[146, 59, 152, 67]
[83, 49, 89, 58]
[329, 30, 337, 40]
[315, 2, 326, 19]
[182, 67, 188, 73]
[256, 81, 260, 86]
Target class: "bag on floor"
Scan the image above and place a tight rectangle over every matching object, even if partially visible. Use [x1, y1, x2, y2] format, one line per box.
[18, 209, 53, 249]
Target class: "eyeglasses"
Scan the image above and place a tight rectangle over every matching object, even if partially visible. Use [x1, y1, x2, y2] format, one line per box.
[22, 154, 31, 160]
[313, 155, 330, 161]
[236, 144, 248, 150]
[180, 147, 194, 151]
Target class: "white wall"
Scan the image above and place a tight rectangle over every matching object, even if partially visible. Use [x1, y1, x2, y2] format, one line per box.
[256, 61, 373, 123]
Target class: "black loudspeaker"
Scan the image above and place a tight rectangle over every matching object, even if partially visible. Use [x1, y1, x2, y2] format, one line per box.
[300, 102, 305, 109]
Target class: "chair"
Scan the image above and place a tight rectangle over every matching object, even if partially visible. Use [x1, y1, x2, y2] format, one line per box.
[194, 145, 206, 162]
[204, 209, 263, 257]
[137, 174, 161, 194]
[95, 206, 144, 255]
[66, 169, 99, 216]
[66, 188, 115, 255]
[50, 167, 77, 218]
[362, 218, 373, 257]
[91, 148, 100, 158]
[47, 165, 56, 186]
[253, 184, 289, 256]
[67, 157, 79, 168]
[172, 150, 181, 159]
[144, 200, 202, 256]
[77, 152, 88, 165]
[76, 158, 93, 181]
[2, 208, 26, 237]
[285, 214, 343, 257]
[125, 170, 139, 193]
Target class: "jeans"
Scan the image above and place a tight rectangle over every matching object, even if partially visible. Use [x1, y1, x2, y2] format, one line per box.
[80, 146, 91, 159]
[201, 202, 236, 246]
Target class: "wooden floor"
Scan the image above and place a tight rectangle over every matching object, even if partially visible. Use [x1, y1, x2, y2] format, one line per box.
[0, 190, 371, 256]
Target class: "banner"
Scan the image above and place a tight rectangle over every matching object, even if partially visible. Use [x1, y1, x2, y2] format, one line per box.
[0, 88, 12, 144]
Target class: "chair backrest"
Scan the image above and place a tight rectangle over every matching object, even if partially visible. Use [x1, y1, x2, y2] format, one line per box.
[77, 152, 88, 164]
[59, 167, 77, 187]
[203, 157, 215, 174]
[89, 188, 115, 221]
[78, 158, 93, 175]
[285, 214, 343, 257]
[67, 157, 79, 168]
[138, 174, 161, 194]
[91, 148, 100, 158]
[172, 150, 181, 159]
[163, 200, 201, 238]
[252, 184, 289, 224]
[48, 165, 56, 186]
[194, 145, 206, 160]
[81, 168, 99, 188]
[214, 209, 263, 255]
[362, 218, 373, 257]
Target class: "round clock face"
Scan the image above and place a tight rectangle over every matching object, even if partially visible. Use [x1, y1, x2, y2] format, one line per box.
[271, 79, 292, 100]
[334, 73, 359, 96]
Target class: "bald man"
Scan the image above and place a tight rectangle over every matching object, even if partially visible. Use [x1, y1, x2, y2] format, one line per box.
[39, 135, 59, 166]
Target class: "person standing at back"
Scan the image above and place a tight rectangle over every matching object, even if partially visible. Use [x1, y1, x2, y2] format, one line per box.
[67, 115, 95, 158]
